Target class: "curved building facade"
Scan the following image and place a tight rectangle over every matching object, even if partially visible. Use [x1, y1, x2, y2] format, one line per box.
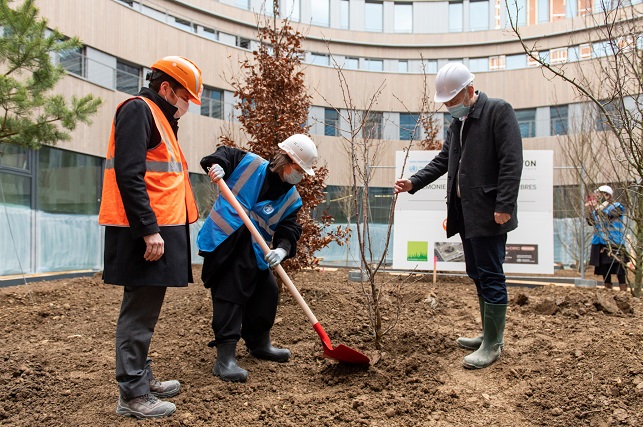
[0, 0, 632, 275]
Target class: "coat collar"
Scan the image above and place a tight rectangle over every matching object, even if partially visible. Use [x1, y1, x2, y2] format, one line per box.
[467, 91, 487, 120]
[139, 87, 179, 126]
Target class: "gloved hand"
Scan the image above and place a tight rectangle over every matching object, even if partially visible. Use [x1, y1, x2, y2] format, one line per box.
[208, 164, 225, 182]
[265, 248, 287, 267]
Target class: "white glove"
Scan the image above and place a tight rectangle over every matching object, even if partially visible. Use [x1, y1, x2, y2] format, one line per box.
[208, 164, 225, 182]
[265, 248, 287, 267]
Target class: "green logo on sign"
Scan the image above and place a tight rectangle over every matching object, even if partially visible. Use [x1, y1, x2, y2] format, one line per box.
[407, 241, 428, 262]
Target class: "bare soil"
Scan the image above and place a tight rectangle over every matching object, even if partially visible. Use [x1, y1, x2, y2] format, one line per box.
[1, 266, 642, 426]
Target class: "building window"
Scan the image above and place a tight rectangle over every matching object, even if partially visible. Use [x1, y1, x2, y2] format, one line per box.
[340, 0, 350, 29]
[421, 59, 438, 74]
[281, 0, 300, 21]
[538, 0, 550, 22]
[363, 111, 383, 140]
[579, 43, 592, 59]
[310, 53, 330, 66]
[398, 60, 408, 73]
[325, 108, 339, 136]
[365, 1, 383, 32]
[237, 37, 251, 49]
[469, 0, 489, 31]
[449, 2, 463, 32]
[550, 47, 568, 64]
[505, 53, 526, 69]
[343, 57, 359, 70]
[468, 57, 489, 72]
[515, 108, 536, 138]
[58, 46, 85, 77]
[399, 113, 418, 140]
[116, 60, 140, 95]
[235, 0, 250, 10]
[489, 55, 506, 70]
[596, 101, 622, 132]
[550, 105, 568, 136]
[311, 0, 330, 27]
[201, 87, 223, 119]
[394, 3, 413, 33]
[365, 59, 383, 71]
[505, 0, 527, 27]
[37, 146, 102, 214]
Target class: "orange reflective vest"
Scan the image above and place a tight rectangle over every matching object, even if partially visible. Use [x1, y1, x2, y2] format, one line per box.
[98, 97, 198, 227]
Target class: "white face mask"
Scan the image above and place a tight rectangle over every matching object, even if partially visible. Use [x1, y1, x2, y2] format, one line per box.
[283, 168, 303, 185]
[165, 87, 189, 119]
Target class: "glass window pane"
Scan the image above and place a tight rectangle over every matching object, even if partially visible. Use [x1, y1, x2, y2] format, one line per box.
[398, 60, 408, 73]
[311, 0, 330, 26]
[325, 108, 339, 136]
[201, 87, 223, 119]
[116, 61, 140, 95]
[550, 105, 568, 135]
[366, 59, 383, 71]
[310, 53, 330, 66]
[235, 0, 249, 10]
[449, 2, 463, 32]
[469, 1, 489, 31]
[340, 0, 349, 29]
[282, 0, 300, 21]
[394, 3, 413, 33]
[514, 108, 536, 138]
[538, 0, 550, 22]
[0, 171, 31, 207]
[0, 143, 30, 171]
[59, 47, 84, 77]
[344, 57, 359, 70]
[506, 53, 527, 69]
[399, 113, 418, 140]
[363, 111, 383, 139]
[468, 57, 489, 72]
[37, 146, 102, 214]
[505, 0, 527, 27]
[365, 1, 383, 32]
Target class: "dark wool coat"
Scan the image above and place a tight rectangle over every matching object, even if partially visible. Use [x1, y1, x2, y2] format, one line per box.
[409, 91, 523, 239]
[102, 88, 193, 287]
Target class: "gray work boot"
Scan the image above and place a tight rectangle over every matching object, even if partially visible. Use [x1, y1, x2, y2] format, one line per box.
[149, 377, 181, 398]
[116, 393, 176, 419]
[212, 341, 248, 382]
[462, 302, 507, 370]
[456, 296, 485, 350]
[247, 332, 291, 363]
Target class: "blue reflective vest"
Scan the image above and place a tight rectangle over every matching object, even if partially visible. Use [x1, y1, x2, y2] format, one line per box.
[196, 153, 302, 270]
[590, 201, 625, 246]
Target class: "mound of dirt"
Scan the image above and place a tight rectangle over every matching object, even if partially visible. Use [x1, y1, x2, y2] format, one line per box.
[1, 267, 641, 426]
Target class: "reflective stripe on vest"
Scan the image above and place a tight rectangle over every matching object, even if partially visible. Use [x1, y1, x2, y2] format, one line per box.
[196, 153, 302, 270]
[98, 96, 198, 227]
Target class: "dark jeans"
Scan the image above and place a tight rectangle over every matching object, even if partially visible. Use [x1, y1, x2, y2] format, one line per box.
[115, 286, 167, 399]
[461, 234, 508, 304]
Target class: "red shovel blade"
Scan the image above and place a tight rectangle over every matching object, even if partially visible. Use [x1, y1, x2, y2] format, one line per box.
[313, 322, 370, 365]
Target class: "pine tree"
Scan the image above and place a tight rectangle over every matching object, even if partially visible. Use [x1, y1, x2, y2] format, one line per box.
[0, 0, 101, 151]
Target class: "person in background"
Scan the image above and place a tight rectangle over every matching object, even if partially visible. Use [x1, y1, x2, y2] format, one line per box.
[586, 185, 629, 291]
[394, 63, 523, 369]
[98, 56, 203, 419]
[197, 134, 317, 382]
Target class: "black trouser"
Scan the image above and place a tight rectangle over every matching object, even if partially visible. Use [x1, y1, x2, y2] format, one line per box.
[115, 286, 166, 399]
[210, 268, 279, 349]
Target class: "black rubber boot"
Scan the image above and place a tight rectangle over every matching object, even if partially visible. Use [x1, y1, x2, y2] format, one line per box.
[456, 296, 485, 350]
[462, 302, 506, 369]
[212, 342, 248, 382]
[247, 332, 291, 363]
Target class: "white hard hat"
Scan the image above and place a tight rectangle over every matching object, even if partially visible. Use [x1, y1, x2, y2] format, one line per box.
[597, 185, 613, 196]
[278, 134, 318, 176]
[434, 63, 475, 103]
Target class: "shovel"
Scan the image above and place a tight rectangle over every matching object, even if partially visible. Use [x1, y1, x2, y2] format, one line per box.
[216, 179, 370, 365]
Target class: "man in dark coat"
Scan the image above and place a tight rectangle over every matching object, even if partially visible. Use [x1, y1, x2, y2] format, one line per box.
[99, 56, 203, 419]
[394, 63, 522, 369]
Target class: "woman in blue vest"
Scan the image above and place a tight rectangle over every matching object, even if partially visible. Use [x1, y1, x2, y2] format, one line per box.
[586, 185, 629, 291]
[197, 134, 318, 382]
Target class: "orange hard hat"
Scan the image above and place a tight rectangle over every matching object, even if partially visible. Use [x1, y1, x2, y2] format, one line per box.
[151, 56, 203, 105]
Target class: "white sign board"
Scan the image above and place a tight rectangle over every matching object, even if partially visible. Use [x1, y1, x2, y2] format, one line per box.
[393, 150, 553, 274]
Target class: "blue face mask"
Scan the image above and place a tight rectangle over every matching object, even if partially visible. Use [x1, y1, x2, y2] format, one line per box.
[447, 102, 470, 119]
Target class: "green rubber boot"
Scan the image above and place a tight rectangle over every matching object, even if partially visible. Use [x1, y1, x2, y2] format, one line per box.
[456, 296, 485, 350]
[462, 302, 506, 369]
